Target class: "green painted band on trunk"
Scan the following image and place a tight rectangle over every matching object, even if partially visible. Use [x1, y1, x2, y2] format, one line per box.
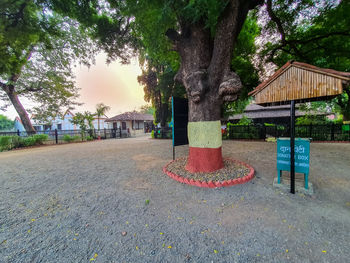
[188, 120, 222, 148]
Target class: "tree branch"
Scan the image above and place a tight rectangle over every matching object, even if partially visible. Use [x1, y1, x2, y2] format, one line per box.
[209, 0, 262, 78]
[24, 86, 44, 92]
[266, 0, 286, 45]
[0, 81, 9, 93]
[266, 0, 350, 63]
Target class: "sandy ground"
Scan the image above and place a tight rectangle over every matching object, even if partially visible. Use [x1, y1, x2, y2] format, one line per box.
[0, 136, 349, 263]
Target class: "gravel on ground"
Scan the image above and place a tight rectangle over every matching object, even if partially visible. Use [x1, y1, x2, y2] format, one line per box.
[166, 157, 250, 182]
[0, 136, 349, 263]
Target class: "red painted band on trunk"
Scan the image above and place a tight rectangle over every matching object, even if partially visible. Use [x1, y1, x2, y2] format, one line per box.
[185, 147, 223, 173]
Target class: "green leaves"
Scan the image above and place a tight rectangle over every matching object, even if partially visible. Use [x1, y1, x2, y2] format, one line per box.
[0, 115, 14, 131]
[260, 0, 350, 120]
[1, 1, 97, 128]
[70, 111, 95, 139]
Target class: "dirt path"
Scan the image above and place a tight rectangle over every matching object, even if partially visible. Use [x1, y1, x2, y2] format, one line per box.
[0, 137, 349, 262]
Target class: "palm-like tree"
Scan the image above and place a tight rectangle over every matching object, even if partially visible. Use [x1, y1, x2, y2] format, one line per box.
[95, 103, 111, 132]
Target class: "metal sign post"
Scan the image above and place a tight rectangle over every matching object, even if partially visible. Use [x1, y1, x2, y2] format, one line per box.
[290, 100, 295, 194]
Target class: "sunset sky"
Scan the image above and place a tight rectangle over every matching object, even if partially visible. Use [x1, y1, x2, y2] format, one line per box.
[1, 52, 147, 120]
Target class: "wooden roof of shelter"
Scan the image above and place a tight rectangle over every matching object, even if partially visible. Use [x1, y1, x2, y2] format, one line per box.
[249, 61, 350, 106]
[105, 112, 154, 122]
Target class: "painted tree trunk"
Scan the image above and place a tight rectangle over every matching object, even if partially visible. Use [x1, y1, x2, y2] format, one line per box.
[166, 0, 261, 172]
[166, 0, 263, 172]
[4, 86, 35, 133]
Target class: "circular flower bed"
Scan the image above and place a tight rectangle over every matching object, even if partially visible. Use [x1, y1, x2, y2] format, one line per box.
[163, 157, 254, 188]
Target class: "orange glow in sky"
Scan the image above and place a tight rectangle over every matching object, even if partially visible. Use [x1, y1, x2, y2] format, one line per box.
[1, 53, 147, 120]
[74, 53, 146, 117]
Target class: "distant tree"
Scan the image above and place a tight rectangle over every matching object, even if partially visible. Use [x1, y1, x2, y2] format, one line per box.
[95, 103, 110, 131]
[70, 111, 94, 140]
[0, 114, 14, 131]
[0, 1, 96, 133]
[85, 111, 95, 130]
[138, 61, 185, 127]
[139, 104, 154, 115]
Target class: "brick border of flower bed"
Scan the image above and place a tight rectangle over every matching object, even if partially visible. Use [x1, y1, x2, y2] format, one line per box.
[163, 158, 255, 188]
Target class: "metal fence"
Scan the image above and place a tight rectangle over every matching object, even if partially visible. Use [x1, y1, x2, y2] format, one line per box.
[224, 123, 350, 141]
[153, 127, 172, 139]
[0, 128, 131, 145]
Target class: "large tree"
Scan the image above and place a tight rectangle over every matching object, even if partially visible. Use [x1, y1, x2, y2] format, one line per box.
[136, 0, 263, 172]
[0, 0, 95, 133]
[50, 0, 263, 172]
[50, 0, 347, 172]
[138, 60, 185, 128]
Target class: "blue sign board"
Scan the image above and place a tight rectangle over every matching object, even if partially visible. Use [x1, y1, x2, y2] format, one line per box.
[277, 138, 310, 188]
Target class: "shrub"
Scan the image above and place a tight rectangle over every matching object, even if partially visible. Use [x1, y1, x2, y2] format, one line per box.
[63, 134, 82, 142]
[23, 136, 36, 147]
[63, 134, 74, 142]
[151, 130, 155, 138]
[11, 136, 24, 148]
[235, 116, 252, 126]
[0, 136, 12, 151]
[86, 135, 94, 141]
[33, 134, 48, 145]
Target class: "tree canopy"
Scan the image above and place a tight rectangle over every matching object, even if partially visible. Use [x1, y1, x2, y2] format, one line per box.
[260, 0, 350, 120]
[0, 0, 96, 132]
[3, 0, 349, 133]
[95, 103, 110, 131]
[0, 114, 14, 131]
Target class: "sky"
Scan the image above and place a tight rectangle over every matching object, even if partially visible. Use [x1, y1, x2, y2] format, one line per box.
[0, 53, 147, 120]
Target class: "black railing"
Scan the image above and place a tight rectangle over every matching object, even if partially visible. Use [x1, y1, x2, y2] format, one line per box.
[153, 127, 172, 139]
[224, 123, 350, 141]
[0, 128, 132, 145]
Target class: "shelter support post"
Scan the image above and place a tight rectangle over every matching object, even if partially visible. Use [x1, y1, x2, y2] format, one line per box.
[290, 100, 295, 194]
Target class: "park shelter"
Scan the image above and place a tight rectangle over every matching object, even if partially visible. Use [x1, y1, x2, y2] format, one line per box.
[249, 61, 350, 106]
[249, 61, 350, 194]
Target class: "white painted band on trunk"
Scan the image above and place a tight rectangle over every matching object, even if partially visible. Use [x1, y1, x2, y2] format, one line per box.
[188, 120, 222, 148]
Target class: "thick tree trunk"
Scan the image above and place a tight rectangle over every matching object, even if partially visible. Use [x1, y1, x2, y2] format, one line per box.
[160, 102, 169, 128]
[3, 86, 36, 133]
[186, 96, 223, 172]
[167, 0, 261, 172]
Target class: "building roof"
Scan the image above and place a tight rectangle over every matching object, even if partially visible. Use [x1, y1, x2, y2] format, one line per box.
[228, 104, 328, 120]
[249, 61, 350, 106]
[105, 111, 154, 122]
[14, 116, 22, 123]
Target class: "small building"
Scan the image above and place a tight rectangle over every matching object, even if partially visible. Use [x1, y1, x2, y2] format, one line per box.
[14, 117, 25, 132]
[105, 111, 154, 135]
[228, 104, 330, 124]
[15, 110, 109, 132]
